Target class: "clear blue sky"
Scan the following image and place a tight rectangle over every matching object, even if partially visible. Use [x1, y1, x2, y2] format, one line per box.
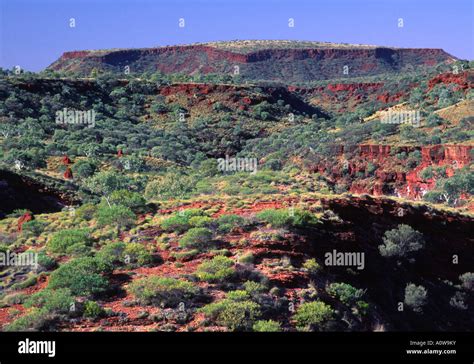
[1, 0, 472, 72]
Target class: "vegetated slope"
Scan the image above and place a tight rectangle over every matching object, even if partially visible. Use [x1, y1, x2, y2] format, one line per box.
[0, 195, 472, 332]
[1, 65, 473, 209]
[47, 40, 456, 82]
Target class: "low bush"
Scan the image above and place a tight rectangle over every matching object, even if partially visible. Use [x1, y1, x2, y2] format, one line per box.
[107, 190, 147, 213]
[96, 242, 126, 266]
[170, 249, 199, 261]
[21, 220, 48, 236]
[238, 251, 254, 264]
[83, 301, 103, 318]
[253, 319, 281, 332]
[179, 228, 213, 249]
[4, 308, 50, 331]
[195, 256, 235, 282]
[189, 216, 213, 228]
[128, 276, 198, 307]
[48, 257, 111, 297]
[160, 215, 191, 233]
[215, 214, 246, 234]
[95, 205, 135, 229]
[326, 282, 365, 306]
[123, 243, 153, 267]
[243, 281, 267, 296]
[302, 258, 321, 274]
[459, 272, 474, 291]
[24, 288, 74, 314]
[75, 203, 97, 221]
[293, 301, 334, 331]
[256, 208, 318, 228]
[199, 299, 261, 331]
[46, 229, 91, 255]
[37, 252, 57, 270]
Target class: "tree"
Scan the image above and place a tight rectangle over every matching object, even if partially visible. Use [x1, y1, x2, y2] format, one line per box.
[379, 224, 425, 258]
[71, 160, 96, 179]
[95, 205, 135, 232]
[404, 283, 428, 313]
[85, 171, 134, 206]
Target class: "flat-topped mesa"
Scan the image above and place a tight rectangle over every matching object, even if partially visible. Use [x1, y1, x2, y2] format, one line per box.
[47, 40, 456, 82]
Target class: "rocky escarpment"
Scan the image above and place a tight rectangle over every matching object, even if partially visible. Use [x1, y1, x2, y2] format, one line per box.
[47, 41, 456, 82]
[313, 144, 472, 202]
[0, 170, 73, 217]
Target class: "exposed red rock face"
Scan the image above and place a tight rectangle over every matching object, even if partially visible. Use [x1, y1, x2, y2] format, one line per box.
[48, 43, 454, 82]
[17, 212, 33, 232]
[60, 50, 93, 60]
[326, 82, 384, 93]
[358, 144, 392, 159]
[316, 144, 471, 203]
[427, 71, 473, 91]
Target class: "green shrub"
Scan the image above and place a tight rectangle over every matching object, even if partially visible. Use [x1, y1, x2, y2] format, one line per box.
[96, 205, 135, 229]
[302, 258, 321, 274]
[24, 288, 74, 314]
[161, 209, 208, 233]
[379, 224, 425, 258]
[10, 275, 37, 290]
[37, 252, 57, 270]
[356, 300, 370, 316]
[128, 276, 198, 307]
[404, 283, 428, 313]
[123, 243, 153, 267]
[107, 190, 147, 213]
[72, 160, 96, 179]
[170, 249, 199, 261]
[189, 216, 213, 228]
[238, 251, 254, 264]
[96, 242, 126, 266]
[47, 229, 91, 255]
[256, 208, 318, 228]
[83, 301, 103, 318]
[2, 293, 27, 305]
[253, 320, 281, 332]
[144, 173, 197, 200]
[327, 282, 364, 306]
[195, 256, 235, 282]
[215, 214, 245, 233]
[243, 281, 267, 296]
[226, 290, 251, 301]
[48, 257, 111, 297]
[4, 308, 50, 331]
[21, 220, 48, 236]
[459, 272, 474, 291]
[199, 299, 261, 331]
[293, 301, 334, 331]
[75, 203, 97, 221]
[160, 215, 191, 233]
[179, 227, 213, 249]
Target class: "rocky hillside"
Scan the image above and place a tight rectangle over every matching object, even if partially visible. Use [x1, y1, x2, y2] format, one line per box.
[47, 40, 456, 82]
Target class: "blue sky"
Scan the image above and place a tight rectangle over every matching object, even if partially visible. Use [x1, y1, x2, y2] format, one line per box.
[1, 0, 472, 71]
